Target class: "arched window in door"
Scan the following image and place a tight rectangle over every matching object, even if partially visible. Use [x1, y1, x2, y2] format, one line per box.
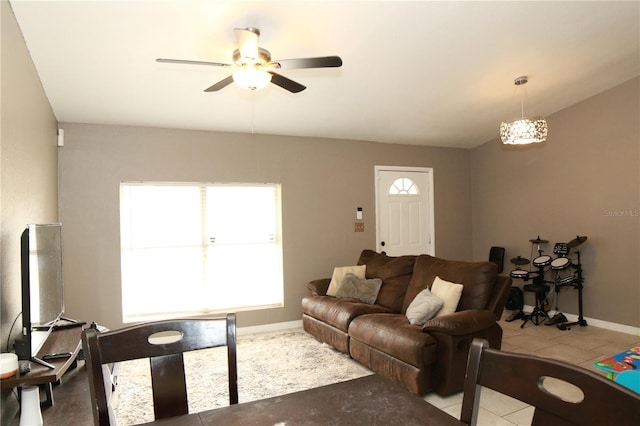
[388, 178, 419, 195]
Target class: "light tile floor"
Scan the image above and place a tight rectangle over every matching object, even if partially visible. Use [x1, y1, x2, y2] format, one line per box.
[423, 315, 640, 425]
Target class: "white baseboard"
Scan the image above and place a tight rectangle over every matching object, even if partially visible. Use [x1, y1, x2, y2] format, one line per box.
[237, 320, 303, 336]
[522, 304, 640, 336]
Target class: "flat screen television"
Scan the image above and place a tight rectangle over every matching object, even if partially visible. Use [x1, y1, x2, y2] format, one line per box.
[15, 223, 65, 367]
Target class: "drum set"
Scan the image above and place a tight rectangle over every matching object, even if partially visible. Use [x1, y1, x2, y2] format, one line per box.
[507, 235, 587, 330]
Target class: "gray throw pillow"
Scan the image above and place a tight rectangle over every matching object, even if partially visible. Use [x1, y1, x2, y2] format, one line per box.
[334, 273, 383, 304]
[405, 288, 444, 325]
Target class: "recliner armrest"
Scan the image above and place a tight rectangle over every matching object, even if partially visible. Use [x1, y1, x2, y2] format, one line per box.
[422, 310, 497, 336]
[307, 278, 331, 296]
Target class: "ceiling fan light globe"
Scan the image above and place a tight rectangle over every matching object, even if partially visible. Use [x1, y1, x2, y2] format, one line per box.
[233, 68, 272, 91]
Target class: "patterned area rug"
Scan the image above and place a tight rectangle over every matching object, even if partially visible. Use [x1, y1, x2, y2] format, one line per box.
[112, 328, 372, 425]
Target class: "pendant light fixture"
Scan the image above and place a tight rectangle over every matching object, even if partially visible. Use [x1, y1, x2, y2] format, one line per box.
[500, 76, 548, 145]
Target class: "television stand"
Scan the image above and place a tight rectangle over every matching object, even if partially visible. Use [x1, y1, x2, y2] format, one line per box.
[1, 325, 83, 407]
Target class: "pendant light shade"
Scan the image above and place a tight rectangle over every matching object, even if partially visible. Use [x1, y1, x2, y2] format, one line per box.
[500, 76, 548, 145]
[500, 117, 548, 145]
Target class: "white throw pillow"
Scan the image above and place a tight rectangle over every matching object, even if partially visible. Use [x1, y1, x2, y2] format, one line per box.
[405, 288, 444, 325]
[430, 276, 463, 318]
[326, 265, 366, 297]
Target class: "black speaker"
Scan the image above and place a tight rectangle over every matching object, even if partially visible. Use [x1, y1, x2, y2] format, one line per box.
[489, 246, 505, 273]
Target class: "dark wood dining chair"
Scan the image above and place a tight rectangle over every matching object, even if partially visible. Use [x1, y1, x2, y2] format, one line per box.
[460, 338, 640, 426]
[82, 314, 238, 425]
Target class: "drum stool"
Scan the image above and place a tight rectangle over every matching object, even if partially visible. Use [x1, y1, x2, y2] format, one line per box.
[521, 283, 550, 328]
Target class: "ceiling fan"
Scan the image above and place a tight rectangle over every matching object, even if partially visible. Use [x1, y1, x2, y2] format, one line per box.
[156, 27, 342, 93]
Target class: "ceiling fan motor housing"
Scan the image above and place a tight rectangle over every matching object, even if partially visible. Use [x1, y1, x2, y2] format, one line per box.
[233, 48, 272, 67]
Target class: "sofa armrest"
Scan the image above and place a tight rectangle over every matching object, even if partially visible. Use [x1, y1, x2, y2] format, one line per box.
[422, 310, 497, 336]
[423, 320, 503, 395]
[307, 278, 331, 296]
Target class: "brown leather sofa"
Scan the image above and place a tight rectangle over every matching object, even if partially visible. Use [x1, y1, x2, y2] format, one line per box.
[301, 250, 512, 396]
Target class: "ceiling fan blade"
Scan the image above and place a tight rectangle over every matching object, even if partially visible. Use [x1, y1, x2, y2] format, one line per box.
[274, 56, 342, 70]
[268, 72, 306, 93]
[204, 75, 234, 92]
[234, 28, 260, 61]
[156, 58, 231, 67]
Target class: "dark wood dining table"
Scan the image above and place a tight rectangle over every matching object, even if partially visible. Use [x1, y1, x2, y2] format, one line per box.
[138, 374, 465, 425]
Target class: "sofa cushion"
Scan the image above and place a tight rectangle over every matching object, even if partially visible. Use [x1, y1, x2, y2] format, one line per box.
[334, 273, 383, 304]
[405, 289, 443, 325]
[301, 295, 392, 333]
[349, 313, 437, 368]
[402, 255, 497, 313]
[326, 265, 366, 296]
[357, 250, 416, 312]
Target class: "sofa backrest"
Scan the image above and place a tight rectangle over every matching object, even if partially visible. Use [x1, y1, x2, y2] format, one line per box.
[485, 275, 512, 320]
[357, 250, 416, 313]
[402, 255, 498, 314]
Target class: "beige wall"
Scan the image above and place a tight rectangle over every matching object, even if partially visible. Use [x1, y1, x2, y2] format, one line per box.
[471, 77, 640, 328]
[57, 124, 472, 330]
[0, 0, 58, 353]
[1, 0, 59, 420]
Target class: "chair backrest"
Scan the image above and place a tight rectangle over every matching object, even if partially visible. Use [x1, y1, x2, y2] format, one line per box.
[460, 338, 640, 426]
[82, 314, 238, 425]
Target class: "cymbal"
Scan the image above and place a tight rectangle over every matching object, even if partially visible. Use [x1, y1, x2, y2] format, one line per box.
[529, 236, 548, 244]
[567, 235, 587, 248]
[510, 256, 530, 266]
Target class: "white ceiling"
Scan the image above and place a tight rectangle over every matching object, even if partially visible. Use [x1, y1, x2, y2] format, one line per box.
[9, 1, 640, 149]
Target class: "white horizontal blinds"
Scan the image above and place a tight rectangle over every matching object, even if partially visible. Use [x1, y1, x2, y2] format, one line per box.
[120, 184, 206, 320]
[205, 185, 278, 244]
[120, 183, 283, 322]
[204, 185, 283, 310]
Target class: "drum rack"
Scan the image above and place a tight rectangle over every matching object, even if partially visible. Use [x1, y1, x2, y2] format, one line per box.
[556, 247, 587, 330]
[508, 235, 588, 330]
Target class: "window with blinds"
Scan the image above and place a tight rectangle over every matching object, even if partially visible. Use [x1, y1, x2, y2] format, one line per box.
[119, 182, 283, 322]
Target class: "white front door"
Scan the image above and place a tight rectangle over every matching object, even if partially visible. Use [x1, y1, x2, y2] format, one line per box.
[375, 166, 434, 256]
